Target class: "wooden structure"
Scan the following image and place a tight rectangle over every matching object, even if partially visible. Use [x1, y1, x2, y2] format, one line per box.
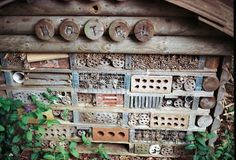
[0, 0, 233, 158]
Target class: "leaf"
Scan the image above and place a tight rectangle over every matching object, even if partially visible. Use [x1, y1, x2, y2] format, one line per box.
[43, 154, 55, 160]
[69, 141, 77, 150]
[70, 148, 80, 158]
[21, 115, 29, 125]
[8, 126, 14, 134]
[196, 137, 207, 147]
[185, 134, 195, 141]
[26, 131, 33, 141]
[198, 132, 207, 138]
[12, 135, 21, 143]
[214, 150, 223, 158]
[0, 125, 5, 131]
[47, 88, 53, 94]
[9, 113, 19, 122]
[11, 145, 20, 155]
[47, 119, 60, 128]
[207, 133, 217, 139]
[193, 154, 201, 160]
[185, 144, 197, 150]
[38, 126, 46, 135]
[82, 132, 91, 146]
[31, 152, 39, 160]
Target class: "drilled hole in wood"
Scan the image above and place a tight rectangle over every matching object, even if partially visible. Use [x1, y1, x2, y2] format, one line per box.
[108, 132, 115, 137]
[92, 5, 99, 13]
[118, 132, 125, 137]
[97, 131, 104, 136]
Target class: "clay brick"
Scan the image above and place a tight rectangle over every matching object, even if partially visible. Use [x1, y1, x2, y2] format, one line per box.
[134, 143, 150, 154]
[150, 113, 189, 129]
[131, 75, 172, 93]
[96, 94, 123, 107]
[92, 127, 129, 142]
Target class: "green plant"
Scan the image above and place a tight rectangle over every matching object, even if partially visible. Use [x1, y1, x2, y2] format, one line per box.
[43, 138, 80, 160]
[0, 89, 60, 160]
[214, 130, 234, 160]
[96, 144, 110, 160]
[185, 132, 217, 160]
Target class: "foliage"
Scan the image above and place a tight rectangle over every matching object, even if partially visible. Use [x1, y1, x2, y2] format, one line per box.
[185, 131, 234, 160]
[0, 90, 60, 159]
[96, 144, 110, 160]
[43, 138, 79, 160]
[214, 130, 234, 160]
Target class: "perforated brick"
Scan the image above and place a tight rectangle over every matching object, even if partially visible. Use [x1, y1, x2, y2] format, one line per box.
[150, 113, 189, 129]
[96, 94, 123, 107]
[129, 95, 161, 108]
[79, 112, 121, 124]
[93, 127, 129, 142]
[43, 125, 77, 139]
[131, 75, 172, 93]
[134, 143, 150, 154]
[13, 90, 49, 104]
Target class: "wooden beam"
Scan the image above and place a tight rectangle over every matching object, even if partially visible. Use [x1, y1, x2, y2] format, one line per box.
[0, 35, 233, 55]
[0, 16, 225, 36]
[0, 0, 194, 17]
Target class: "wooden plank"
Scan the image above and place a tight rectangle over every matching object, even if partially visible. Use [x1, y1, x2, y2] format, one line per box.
[27, 53, 69, 62]
[0, 16, 224, 36]
[0, 0, 194, 16]
[0, 35, 233, 55]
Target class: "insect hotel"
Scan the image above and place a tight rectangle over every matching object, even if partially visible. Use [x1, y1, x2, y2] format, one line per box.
[0, 0, 233, 159]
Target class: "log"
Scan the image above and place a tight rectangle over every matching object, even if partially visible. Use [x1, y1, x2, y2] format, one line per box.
[205, 56, 220, 69]
[199, 97, 216, 109]
[213, 101, 224, 117]
[203, 76, 220, 92]
[0, 35, 233, 55]
[210, 117, 221, 131]
[27, 53, 69, 62]
[23, 79, 70, 86]
[0, 16, 225, 36]
[196, 115, 213, 128]
[25, 73, 70, 80]
[0, 0, 194, 16]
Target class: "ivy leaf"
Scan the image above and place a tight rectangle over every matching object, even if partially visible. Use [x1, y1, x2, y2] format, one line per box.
[31, 152, 39, 160]
[195, 137, 207, 147]
[12, 135, 21, 143]
[69, 141, 77, 150]
[43, 154, 55, 160]
[185, 143, 197, 150]
[21, 115, 29, 125]
[47, 119, 60, 128]
[38, 126, 46, 135]
[185, 134, 195, 141]
[207, 133, 217, 139]
[26, 131, 33, 141]
[11, 145, 20, 155]
[9, 113, 19, 122]
[70, 148, 80, 158]
[8, 126, 14, 134]
[0, 125, 5, 131]
[82, 132, 91, 146]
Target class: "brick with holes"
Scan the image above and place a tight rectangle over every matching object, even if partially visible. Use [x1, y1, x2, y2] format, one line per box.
[131, 75, 172, 93]
[150, 113, 189, 129]
[92, 127, 129, 142]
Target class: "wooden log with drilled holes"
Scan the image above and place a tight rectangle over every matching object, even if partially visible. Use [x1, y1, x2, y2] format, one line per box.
[0, 16, 225, 36]
[0, 35, 233, 55]
[199, 97, 216, 109]
[205, 56, 220, 69]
